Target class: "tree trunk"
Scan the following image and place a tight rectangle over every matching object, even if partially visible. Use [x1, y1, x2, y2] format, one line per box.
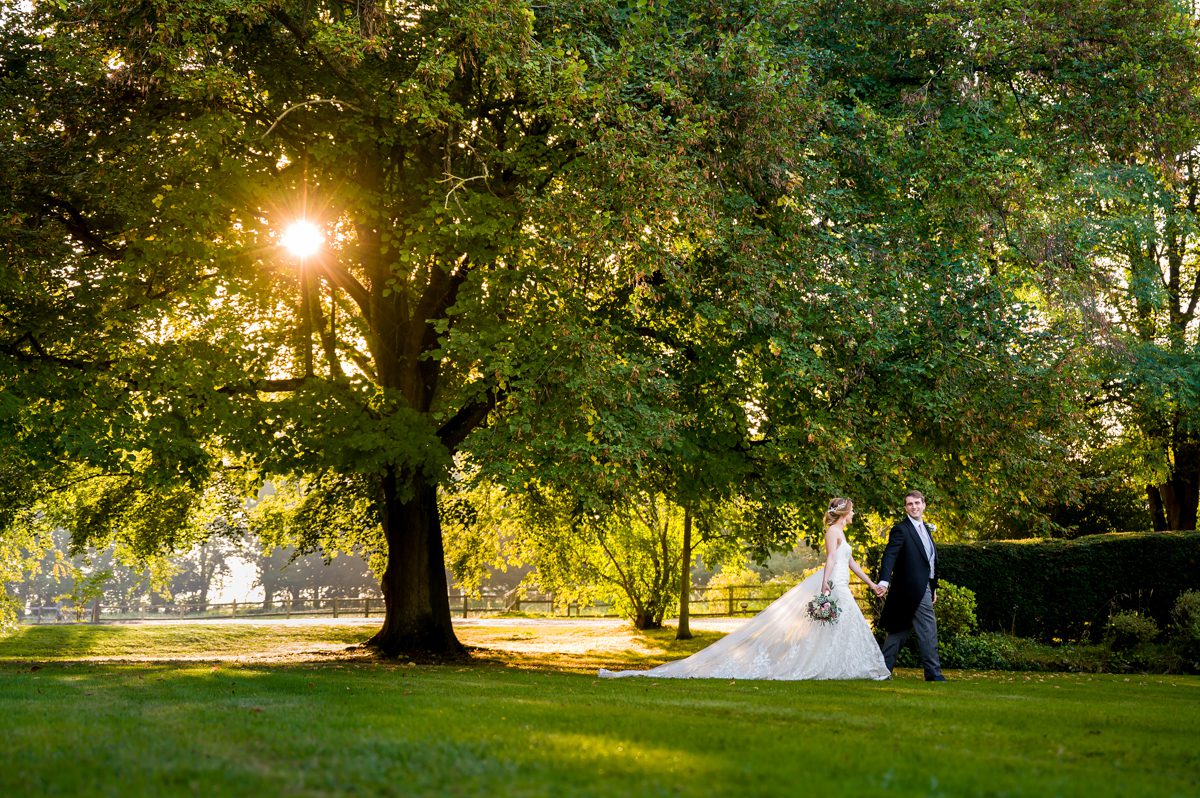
[366, 469, 463, 657]
[676, 506, 693, 640]
[1148, 485, 1168, 531]
[633, 609, 663, 630]
[1150, 442, 1200, 531]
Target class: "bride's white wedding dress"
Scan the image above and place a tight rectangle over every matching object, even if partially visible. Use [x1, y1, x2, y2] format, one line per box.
[598, 541, 890, 680]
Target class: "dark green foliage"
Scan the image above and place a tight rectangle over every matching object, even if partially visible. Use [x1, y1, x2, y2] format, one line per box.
[993, 455, 1152, 539]
[935, 634, 1009, 671]
[1041, 475, 1150, 538]
[937, 532, 1200, 641]
[1170, 589, 1200, 665]
[1104, 610, 1159, 651]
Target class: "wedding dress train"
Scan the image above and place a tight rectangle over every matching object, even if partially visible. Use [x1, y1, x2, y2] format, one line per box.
[598, 541, 890, 680]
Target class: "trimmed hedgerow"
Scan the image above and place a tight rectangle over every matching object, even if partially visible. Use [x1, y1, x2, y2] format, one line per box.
[936, 531, 1200, 643]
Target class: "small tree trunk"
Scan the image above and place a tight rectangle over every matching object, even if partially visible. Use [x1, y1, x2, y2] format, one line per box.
[1151, 443, 1200, 531]
[1148, 485, 1168, 531]
[676, 506, 693, 640]
[366, 469, 463, 658]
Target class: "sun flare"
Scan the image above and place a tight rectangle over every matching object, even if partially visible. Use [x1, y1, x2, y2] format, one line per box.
[280, 219, 324, 259]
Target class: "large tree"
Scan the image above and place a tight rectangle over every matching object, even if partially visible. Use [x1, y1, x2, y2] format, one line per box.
[0, 0, 832, 654]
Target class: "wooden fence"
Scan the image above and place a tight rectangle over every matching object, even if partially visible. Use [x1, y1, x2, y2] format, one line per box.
[23, 581, 869, 624]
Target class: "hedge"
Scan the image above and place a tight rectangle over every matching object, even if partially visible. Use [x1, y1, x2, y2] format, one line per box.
[936, 531, 1200, 643]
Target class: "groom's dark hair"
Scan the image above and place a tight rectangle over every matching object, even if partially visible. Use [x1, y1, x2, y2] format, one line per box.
[904, 490, 925, 502]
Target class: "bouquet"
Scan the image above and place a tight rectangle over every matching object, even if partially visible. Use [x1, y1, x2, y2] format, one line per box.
[806, 592, 841, 625]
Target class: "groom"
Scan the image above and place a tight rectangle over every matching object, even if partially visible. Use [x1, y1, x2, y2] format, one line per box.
[873, 490, 946, 681]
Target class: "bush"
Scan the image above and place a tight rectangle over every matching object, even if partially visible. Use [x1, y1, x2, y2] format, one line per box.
[892, 632, 1009, 670]
[937, 531, 1200, 642]
[1105, 611, 1159, 651]
[1170, 590, 1200, 662]
[934, 582, 978, 639]
[896, 629, 1198, 674]
[886, 581, 982, 668]
[937, 634, 1008, 669]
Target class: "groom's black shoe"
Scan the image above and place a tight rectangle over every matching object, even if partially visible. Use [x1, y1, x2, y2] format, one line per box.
[927, 675, 947, 682]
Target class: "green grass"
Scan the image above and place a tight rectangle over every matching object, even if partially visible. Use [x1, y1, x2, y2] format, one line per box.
[1, 622, 1197, 797]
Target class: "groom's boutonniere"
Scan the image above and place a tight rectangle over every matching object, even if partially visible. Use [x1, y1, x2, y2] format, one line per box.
[926, 523, 937, 536]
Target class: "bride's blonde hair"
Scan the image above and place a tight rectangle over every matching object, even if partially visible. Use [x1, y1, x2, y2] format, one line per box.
[823, 497, 854, 528]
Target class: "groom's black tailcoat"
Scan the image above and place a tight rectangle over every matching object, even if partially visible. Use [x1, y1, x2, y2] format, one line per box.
[878, 518, 938, 633]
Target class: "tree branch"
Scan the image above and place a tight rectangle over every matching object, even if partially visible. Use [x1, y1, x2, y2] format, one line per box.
[1, 335, 113, 371]
[40, 194, 125, 258]
[314, 262, 372, 322]
[437, 385, 502, 453]
[216, 377, 310, 395]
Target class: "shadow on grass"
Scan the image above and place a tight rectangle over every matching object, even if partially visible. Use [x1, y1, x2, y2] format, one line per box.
[462, 625, 728, 675]
[0, 625, 122, 659]
[0, 619, 733, 676]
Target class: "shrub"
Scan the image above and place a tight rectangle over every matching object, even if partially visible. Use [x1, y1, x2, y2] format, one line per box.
[1170, 590, 1200, 662]
[1106, 610, 1159, 651]
[937, 634, 1008, 670]
[1170, 589, 1200, 637]
[934, 581, 978, 639]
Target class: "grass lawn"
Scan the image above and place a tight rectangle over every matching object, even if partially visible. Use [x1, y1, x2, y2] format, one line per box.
[0, 620, 1196, 797]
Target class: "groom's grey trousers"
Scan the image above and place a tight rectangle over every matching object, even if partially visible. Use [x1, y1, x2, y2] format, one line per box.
[880, 585, 943, 681]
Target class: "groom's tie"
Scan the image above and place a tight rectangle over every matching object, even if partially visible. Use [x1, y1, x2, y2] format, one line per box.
[915, 521, 936, 579]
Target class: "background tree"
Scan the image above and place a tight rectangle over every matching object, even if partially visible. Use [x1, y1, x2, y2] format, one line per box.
[1080, 148, 1200, 531]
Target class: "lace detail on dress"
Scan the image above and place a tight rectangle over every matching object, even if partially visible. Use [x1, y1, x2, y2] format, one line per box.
[599, 541, 890, 681]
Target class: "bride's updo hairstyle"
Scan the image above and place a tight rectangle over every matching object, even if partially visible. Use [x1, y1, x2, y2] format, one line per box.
[823, 497, 854, 528]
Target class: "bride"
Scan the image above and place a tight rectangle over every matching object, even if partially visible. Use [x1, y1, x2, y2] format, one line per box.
[598, 498, 890, 680]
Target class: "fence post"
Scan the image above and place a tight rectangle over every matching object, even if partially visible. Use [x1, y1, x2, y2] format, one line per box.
[231, 600, 237, 619]
[285, 599, 292, 619]
[333, 598, 339, 618]
[364, 597, 370, 618]
[727, 587, 734, 616]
